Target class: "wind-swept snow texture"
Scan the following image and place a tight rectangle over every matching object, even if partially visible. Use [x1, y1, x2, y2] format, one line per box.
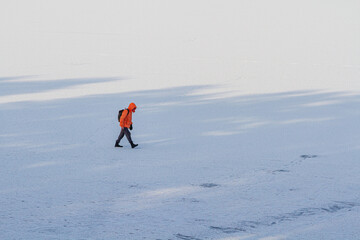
[1, 1, 360, 239]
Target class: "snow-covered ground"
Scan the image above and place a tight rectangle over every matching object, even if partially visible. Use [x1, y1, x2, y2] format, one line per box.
[1, 1, 360, 239]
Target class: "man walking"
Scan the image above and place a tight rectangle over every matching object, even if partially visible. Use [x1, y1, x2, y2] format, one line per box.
[115, 102, 138, 148]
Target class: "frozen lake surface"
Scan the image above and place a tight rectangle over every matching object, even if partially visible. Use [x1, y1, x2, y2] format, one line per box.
[1, 1, 360, 239]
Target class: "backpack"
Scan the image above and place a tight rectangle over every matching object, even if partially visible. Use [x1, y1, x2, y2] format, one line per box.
[117, 108, 129, 122]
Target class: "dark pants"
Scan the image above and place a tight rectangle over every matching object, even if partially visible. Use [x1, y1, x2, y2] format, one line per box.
[116, 127, 133, 145]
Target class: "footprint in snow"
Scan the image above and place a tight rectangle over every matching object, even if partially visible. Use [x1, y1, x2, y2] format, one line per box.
[200, 183, 219, 188]
[300, 154, 318, 159]
[272, 169, 290, 174]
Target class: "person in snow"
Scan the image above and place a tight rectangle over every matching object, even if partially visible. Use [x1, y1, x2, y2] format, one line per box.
[115, 102, 138, 148]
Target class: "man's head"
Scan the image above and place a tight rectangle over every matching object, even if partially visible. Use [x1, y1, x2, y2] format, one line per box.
[128, 102, 137, 112]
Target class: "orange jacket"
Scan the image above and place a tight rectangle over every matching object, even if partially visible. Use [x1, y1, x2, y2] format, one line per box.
[120, 102, 137, 128]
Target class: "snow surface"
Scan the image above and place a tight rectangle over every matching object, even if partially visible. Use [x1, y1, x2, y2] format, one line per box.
[1, 1, 360, 239]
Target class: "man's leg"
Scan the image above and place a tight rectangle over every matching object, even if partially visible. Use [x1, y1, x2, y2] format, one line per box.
[123, 127, 132, 144]
[115, 128, 125, 147]
[124, 128, 138, 148]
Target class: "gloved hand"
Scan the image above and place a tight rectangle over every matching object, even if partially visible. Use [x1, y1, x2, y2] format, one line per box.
[130, 124, 133, 130]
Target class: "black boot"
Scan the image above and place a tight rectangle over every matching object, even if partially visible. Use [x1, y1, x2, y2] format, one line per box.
[114, 142, 123, 148]
[131, 143, 138, 148]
